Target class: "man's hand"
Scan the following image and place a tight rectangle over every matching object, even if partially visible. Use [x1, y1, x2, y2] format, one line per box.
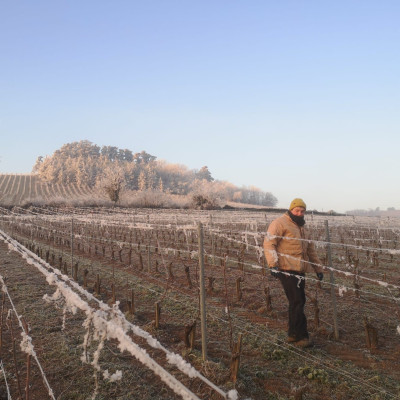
[316, 272, 324, 281]
[270, 266, 279, 278]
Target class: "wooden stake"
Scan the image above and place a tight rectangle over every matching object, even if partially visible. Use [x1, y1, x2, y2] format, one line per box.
[0, 293, 5, 355]
[325, 220, 339, 340]
[208, 277, 215, 293]
[363, 316, 378, 349]
[155, 301, 161, 329]
[111, 283, 116, 304]
[168, 262, 174, 280]
[128, 248, 132, 265]
[230, 333, 243, 383]
[147, 245, 151, 272]
[83, 269, 89, 289]
[184, 321, 196, 350]
[129, 289, 135, 315]
[310, 297, 320, 329]
[184, 266, 192, 288]
[264, 287, 272, 312]
[95, 274, 101, 295]
[236, 277, 243, 301]
[22, 318, 31, 400]
[198, 222, 208, 361]
[73, 262, 78, 281]
[7, 316, 23, 400]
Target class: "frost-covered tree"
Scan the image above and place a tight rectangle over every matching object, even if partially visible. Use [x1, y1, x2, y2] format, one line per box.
[31, 140, 278, 206]
[97, 165, 125, 205]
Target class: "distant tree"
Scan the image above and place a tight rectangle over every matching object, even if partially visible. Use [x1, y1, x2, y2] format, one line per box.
[158, 177, 164, 192]
[101, 146, 119, 161]
[138, 170, 147, 191]
[146, 166, 157, 189]
[133, 151, 157, 165]
[32, 156, 43, 173]
[118, 149, 133, 162]
[196, 166, 214, 182]
[262, 192, 278, 207]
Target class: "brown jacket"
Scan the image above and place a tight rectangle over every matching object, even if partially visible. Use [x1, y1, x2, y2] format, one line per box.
[263, 213, 322, 273]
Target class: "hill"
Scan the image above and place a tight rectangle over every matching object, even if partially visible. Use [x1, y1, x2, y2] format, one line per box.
[0, 140, 278, 209]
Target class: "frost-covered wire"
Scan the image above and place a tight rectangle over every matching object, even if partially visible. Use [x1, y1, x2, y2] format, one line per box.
[0, 275, 56, 399]
[0, 360, 12, 400]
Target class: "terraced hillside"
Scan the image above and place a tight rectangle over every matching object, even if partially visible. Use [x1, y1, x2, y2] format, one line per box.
[0, 174, 94, 206]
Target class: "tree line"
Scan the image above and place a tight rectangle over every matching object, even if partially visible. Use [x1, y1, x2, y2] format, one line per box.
[33, 140, 277, 207]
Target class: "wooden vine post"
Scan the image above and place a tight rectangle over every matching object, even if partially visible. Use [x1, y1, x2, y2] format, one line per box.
[363, 316, 378, 349]
[184, 266, 193, 288]
[147, 245, 151, 272]
[73, 262, 78, 282]
[83, 269, 89, 289]
[155, 301, 161, 329]
[198, 222, 208, 361]
[236, 277, 242, 301]
[325, 220, 339, 340]
[129, 289, 135, 315]
[0, 293, 5, 355]
[71, 217, 74, 276]
[264, 287, 272, 312]
[22, 318, 31, 400]
[111, 283, 116, 304]
[95, 274, 101, 295]
[184, 321, 196, 350]
[230, 333, 243, 383]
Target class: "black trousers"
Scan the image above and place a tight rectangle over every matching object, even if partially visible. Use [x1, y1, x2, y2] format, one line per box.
[278, 271, 308, 340]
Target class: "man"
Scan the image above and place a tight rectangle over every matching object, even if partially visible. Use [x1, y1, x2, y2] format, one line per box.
[263, 198, 323, 348]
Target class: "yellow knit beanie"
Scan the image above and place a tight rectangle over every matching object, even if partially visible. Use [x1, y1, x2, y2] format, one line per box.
[289, 198, 306, 210]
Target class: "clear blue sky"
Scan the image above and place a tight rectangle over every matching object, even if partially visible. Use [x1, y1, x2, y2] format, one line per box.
[1, 1, 399, 213]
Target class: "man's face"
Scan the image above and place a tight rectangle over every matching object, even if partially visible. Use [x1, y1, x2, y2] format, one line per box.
[291, 207, 305, 217]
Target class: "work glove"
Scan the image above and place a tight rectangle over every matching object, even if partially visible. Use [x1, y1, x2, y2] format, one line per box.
[270, 266, 279, 278]
[316, 272, 324, 281]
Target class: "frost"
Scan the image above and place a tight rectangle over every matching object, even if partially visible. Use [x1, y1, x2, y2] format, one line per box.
[20, 331, 35, 356]
[227, 389, 239, 400]
[46, 273, 57, 285]
[255, 246, 264, 262]
[338, 286, 347, 297]
[378, 281, 388, 288]
[190, 250, 198, 259]
[167, 353, 198, 378]
[103, 369, 123, 382]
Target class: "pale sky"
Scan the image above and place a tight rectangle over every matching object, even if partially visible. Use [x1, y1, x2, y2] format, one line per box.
[1, 1, 399, 213]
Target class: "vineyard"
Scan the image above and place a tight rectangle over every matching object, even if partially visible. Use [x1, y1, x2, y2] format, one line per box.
[0, 174, 94, 206]
[0, 206, 399, 399]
